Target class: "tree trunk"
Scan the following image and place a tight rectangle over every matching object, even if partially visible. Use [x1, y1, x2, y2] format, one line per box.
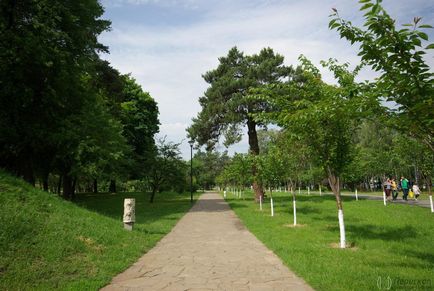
[18, 157, 35, 186]
[247, 118, 264, 202]
[93, 179, 98, 193]
[71, 177, 77, 200]
[62, 173, 74, 200]
[109, 179, 116, 193]
[42, 170, 49, 192]
[43, 177, 49, 192]
[150, 185, 158, 203]
[57, 175, 62, 195]
[327, 166, 346, 248]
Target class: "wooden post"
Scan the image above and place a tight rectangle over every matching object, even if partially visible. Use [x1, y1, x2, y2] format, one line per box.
[123, 198, 135, 230]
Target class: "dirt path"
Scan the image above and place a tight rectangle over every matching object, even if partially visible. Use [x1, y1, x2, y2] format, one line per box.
[101, 192, 313, 291]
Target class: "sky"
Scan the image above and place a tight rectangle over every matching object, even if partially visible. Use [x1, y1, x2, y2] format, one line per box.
[99, 0, 434, 159]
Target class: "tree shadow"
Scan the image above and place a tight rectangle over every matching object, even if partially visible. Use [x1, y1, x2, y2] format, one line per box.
[325, 224, 418, 241]
[396, 249, 434, 265]
[74, 191, 194, 226]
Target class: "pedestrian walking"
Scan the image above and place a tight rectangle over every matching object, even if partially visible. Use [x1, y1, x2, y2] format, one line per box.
[412, 184, 421, 201]
[384, 178, 392, 200]
[391, 178, 398, 200]
[401, 176, 409, 201]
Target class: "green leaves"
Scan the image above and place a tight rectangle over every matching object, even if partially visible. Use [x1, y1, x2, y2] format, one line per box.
[330, 1, 434, 152]
[188, 47, 293, 149]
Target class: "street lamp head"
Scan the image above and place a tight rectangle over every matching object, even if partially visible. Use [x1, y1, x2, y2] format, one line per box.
[188, 140, 194, 147]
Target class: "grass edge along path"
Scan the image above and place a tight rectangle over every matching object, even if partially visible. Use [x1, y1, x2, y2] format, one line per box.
[0, 171, 198, 290]
[223, 190, 433, 291]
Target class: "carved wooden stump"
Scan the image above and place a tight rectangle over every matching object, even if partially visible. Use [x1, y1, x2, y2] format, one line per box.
[123, 198, 135, 231]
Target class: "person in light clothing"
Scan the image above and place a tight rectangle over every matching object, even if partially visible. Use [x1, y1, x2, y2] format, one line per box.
[412, 184, 421, 201]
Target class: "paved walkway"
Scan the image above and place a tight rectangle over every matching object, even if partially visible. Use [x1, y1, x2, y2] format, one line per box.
[101, 192, 313, 291]
[339, 193, 432, 209]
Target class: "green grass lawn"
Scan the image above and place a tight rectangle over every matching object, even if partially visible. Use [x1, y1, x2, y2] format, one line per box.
[0, 171, 197, 290]
[224, 190, 433, 291]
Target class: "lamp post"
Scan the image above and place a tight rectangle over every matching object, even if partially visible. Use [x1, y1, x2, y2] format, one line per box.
[189, 140, 194, 203]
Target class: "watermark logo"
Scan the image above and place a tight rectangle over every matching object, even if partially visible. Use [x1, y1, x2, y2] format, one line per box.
[377, 276, 392, 290]
[377, 276, 432, 290]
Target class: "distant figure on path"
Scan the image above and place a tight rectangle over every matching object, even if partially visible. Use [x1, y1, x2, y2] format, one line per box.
[384, 178, 392, 200]
[412, 184, 421, 201]
[401, 176, 409, 201]
[391, 178, 398, 200]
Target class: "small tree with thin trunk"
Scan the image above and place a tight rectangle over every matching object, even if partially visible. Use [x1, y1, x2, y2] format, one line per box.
[252, 56, 370, 248]
[147, 139, 185, 203]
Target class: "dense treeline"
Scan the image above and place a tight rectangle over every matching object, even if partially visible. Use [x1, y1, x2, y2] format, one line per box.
[215, 124, 433, 193]
[0, 1, 162, 199]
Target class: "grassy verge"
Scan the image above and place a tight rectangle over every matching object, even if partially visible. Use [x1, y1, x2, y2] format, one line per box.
[224, 190, 433, 291]
[0, 171, 197, 290]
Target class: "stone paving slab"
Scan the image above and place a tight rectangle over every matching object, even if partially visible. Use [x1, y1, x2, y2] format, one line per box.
[101, 192, 314, 291]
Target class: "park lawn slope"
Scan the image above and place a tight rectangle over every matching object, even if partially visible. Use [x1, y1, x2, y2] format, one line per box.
[0, 171, 194, 290]
[225, 191, 433, 291]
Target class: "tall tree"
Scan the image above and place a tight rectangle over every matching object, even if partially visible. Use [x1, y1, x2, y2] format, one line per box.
[187, 47, 293, 201]
[0, 0, 110, 184]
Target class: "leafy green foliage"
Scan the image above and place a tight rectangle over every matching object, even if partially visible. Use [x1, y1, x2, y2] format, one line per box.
[193, 150, 230, 190]
[330, 0, 434, 151]
[217, 153, 252, 189]
[147, 139, 187, 203]
[252, 56, 371, 200]
[0, 2, 160, 196]
[188, 47, 295, 200]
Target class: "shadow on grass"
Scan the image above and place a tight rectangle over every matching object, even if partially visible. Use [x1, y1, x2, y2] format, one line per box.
[74, 192, 194, 227]
[396, 249, 434, 265]
[325, 224, 418, 241]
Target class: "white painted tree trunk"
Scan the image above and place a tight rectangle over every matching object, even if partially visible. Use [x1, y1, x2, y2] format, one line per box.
[224, 190, 227, 198]
[270, 197, 274, 217]
[430, 195, 433, 213]
[338, 209, 346, 248]
[259, 195, 263, 211]
[355, 189, 358, 201]
[298, 187, 301, 195]
[293, 193, 297, 225]
[383, 191, 387, 206]
[308, 187, 310, 195]
[319, 185, 322, 196]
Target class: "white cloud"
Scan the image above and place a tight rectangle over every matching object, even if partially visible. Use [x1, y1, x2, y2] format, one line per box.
[100, 0, 434, 159]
